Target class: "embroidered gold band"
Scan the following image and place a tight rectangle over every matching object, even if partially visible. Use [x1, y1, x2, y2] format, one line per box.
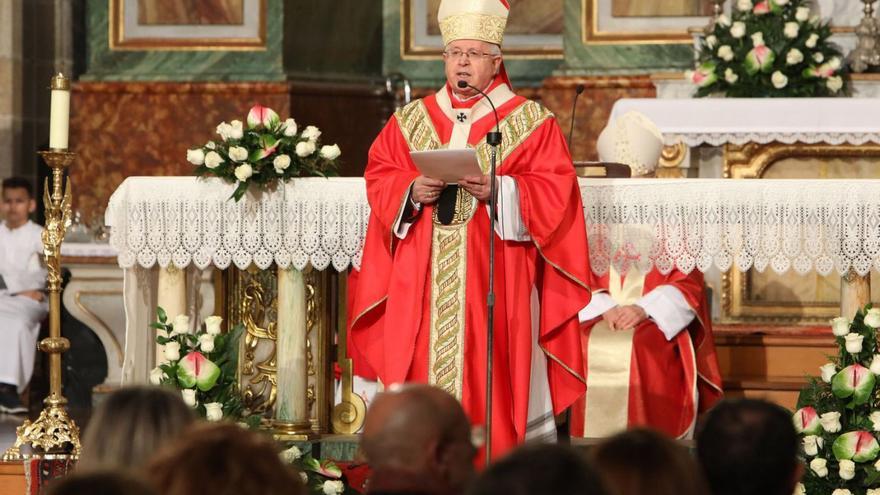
[439, 13, 506, 46]
[429, 224, 468, 399]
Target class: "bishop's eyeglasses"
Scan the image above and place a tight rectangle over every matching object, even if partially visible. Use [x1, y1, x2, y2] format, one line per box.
[443, 49, 498, 60]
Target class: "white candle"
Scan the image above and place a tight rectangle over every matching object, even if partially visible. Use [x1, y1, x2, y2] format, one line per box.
[49, 74, 70, 150]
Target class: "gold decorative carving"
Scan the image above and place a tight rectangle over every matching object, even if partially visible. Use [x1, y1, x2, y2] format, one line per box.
[231, 266, 278, 415]
[658, 143, 688, 178]
[723, 143, 880, 179]
[332, 275, 367, 435]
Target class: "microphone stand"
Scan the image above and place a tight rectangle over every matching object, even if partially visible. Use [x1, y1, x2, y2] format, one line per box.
[459, 81, 501, 464]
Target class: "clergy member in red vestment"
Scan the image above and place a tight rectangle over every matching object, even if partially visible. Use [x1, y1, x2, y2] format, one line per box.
[570, 112, 723, 439]
[348, 0, 591, 459]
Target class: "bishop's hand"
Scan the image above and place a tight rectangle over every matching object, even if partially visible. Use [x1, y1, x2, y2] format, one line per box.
[412, 176, 446, 205]
[459, 174, 491, 202]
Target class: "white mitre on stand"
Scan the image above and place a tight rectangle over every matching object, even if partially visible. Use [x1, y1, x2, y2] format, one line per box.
[596, 111, 664, 178]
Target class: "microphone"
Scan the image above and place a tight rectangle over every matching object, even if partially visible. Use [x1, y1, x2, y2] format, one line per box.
[567, 84, 585, 149]
[457, 80, 501, 146]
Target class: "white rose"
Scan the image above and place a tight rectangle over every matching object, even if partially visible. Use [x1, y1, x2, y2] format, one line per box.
[187, 148, 205, 166]
[828, 57, 841, 70]
[819, 363, 836, 383]
[717, 45, 734, 62]
[725, 68, 739, 84]
[813, 52, 825, 63]
[730, 22, 746, 39]
[281, 445, 303, 462]
[296, 141, 316, 157]
[706, 35, 718, 49]
[876, 457, 880, 471]
[775, 0, 788, 5]
[833, 489, 853, 495]
[871, 410, 880, 431]
[181, 389, 198, 408]
[205, 315, 223, 335]
[216, 122, 233, 141]
[805, 33, 819, 48]
[803, 435, 823, 456]
[199, 333, 215, 353]
[234, 163, 254, 182]
[172, 314, 190, 336]
[229, 120, 244, 140]
[796, 6, 810, 22]
[322, 480, 344, 495]
[826, 76, 843, 93]
[868, 489, 880, 495]
[149, 366, 166, 385]
[794, 483, 805, 495]
[204, 151, 224, 169]
[229, 146, 249, 162]
[205, 141, 216, 150]
[273, 154, 292, 172]
[163, 341, 181, 361]
[301, 125, 322, 142]
[282, 118, 298, 137]
[845, 333, 864, 354]
[717, 14, 731, 27]
[809, 457, 828, 477]
[771, 71, 789, 89]
[872, 355, 880, 375]
[751, 32, 765, 47]
[205, 402, 223, 421]
[736, 0, 752, 11]
[786, 48, 804, 65]
[299, 472, 308, 483]
[320, 144, 341, 160]
[831, 316, 850, 336]
[820, 411, 841, 433]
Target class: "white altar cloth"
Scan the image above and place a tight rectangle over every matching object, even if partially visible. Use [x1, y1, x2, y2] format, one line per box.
[608, 98, 880, 147]
[107, 177, 880, 278]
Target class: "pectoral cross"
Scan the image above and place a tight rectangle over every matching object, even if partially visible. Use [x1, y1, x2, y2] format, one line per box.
[456, 112, 467, 123]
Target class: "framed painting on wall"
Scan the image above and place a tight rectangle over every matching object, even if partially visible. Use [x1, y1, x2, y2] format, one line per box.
[582, 0, 712, 45]
[402, 0, 564, 59]
[109, 0, 267, 51]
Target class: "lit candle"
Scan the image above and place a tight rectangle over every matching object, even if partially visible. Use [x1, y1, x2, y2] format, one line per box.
[49, 73, 70, 150]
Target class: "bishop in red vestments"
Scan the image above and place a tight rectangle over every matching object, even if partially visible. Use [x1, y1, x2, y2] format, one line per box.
[348, 0, 591, 460]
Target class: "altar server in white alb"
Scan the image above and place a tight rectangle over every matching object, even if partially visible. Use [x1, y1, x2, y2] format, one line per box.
[0, 177, 48, 414]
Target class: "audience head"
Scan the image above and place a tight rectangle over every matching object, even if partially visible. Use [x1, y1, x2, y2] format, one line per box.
[146, 422, 305, 495]
[468, 443, 607, 495]
[1, 177, 36, 228]
[361, 384, 476, 495]
[78, 386, 195, 473]
[46, 471, 156, 495]
[697, 398, 802, 495]
[591, 428, 706, 495]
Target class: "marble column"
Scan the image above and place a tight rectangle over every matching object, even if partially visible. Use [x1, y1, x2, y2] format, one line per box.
[156, 265, 187, 364]
[274, 267, 311, 434]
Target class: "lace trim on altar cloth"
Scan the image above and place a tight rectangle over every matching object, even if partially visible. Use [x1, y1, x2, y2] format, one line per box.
[664, 132, 880, 147]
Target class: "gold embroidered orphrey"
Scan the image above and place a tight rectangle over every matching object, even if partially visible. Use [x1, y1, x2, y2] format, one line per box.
[395, 98, 552, 399]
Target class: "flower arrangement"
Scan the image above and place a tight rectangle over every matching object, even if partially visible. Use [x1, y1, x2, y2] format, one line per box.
[150, 307, 258, 426]
[187, 104, 341, 201]
[795, 305, 880, 495]
[280, 445, 355, 495]
[689, 0, 848, 97]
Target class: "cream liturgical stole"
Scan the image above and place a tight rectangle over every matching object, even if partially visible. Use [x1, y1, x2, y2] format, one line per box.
[583, 266, 645, 438]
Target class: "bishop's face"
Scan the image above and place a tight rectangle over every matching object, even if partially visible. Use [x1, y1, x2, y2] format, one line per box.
[443, 39, 502, 99]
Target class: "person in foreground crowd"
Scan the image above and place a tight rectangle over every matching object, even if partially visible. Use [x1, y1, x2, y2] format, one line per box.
[467, 443, 607, 495]
[697, 398, 803, 495]
[361, 384, 476, 495]
[147, 422, 305, 495]
[77, 386, 195, 473]
[46, 471, 157, 495]
[0, 177, 48, 414]
[591, 428, 708, 495]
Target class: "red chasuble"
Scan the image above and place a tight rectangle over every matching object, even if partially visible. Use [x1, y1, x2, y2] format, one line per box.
[570, 268, 723, 438]
[349, 81, 591, 459]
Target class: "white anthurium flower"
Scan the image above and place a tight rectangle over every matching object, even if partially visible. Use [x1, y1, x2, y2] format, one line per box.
[181, 389, 198, 408]
[771, 71, 789, 89]
[784, 22, 800, 39]
[204, 316, 223, 335]
[199, 333, 215, 353]
[186, 148, 205, 166]
[717, 45, 734, 61]
[296, 140, 317, 157]
[751, 32, 765, 47]
[796, 6, 810, 22]
[229, 120, 244, 140]
[845, 333, 865, 354]
[205, 402, 223, 421]
[204, 151, 224, 169]
[706, 35, 718, 49]
[149, 366, 166, 385]
[171, 314, 190, 336]
[809, 457, 828, 477]
[820, 411, 841, 433]
[301, 125, 322, 142]
[819, 363, 836, 383]
[730, 22, 746, 39]
[725, 68, 739, 84]
[282, 118, 298, 137]
[839, 459, 856, 480]
[786, 48, 804, 65]
[163, 341, 181, 361]
[273, 154, 292, 172]
[322, 480, 344, 495]
[805, 33, 819, 48]
[871, 410, 880, 431]
[320, 144, 342, 160]
[831, 316, 851, 336]
[803, 435, 823, 456]
[229, 146, 249, 162]
[235, 163, 254, 182]
[736, 0, 752, 10]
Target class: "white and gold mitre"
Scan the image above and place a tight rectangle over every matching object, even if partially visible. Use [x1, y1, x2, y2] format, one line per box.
[438, 0, 510, 46]
[596, 111, 664, 178]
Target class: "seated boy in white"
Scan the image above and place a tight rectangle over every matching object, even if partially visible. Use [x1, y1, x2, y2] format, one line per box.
[0, 177, 47, 414]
